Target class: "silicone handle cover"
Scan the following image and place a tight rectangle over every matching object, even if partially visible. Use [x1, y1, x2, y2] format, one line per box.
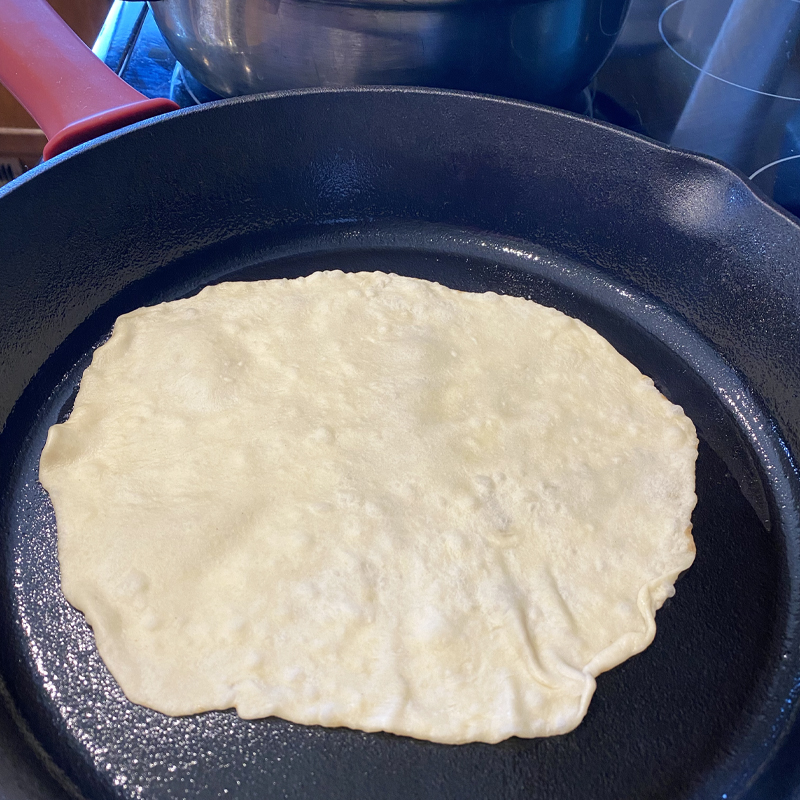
[0, 0, 179, 159]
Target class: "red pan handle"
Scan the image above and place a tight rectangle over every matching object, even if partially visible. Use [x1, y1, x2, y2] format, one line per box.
[0, 0, 179, 160]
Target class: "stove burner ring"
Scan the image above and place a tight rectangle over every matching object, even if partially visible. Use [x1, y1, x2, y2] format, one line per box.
[749, 153, 800, 180]
[658, 0, 800, 102]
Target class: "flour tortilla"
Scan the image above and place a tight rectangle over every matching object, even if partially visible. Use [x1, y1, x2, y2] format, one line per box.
[39, 270, 697, 744]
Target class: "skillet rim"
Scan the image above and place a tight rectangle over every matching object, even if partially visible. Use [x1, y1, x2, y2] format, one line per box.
[3, 84, 800, 232]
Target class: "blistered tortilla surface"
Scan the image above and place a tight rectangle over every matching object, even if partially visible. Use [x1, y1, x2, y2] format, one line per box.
[39, 270, 697, 744]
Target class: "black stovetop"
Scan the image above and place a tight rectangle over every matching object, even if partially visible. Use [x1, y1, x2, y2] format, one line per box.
[94, 0, 800, 216]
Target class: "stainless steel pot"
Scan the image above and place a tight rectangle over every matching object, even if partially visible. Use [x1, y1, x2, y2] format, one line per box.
[149, 0, 632, 106]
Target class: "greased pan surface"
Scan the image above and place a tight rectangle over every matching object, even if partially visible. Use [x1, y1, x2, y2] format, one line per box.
[0, 88, 799, 800]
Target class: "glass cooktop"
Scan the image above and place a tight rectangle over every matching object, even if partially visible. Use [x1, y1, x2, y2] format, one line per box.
[94, 0, 800, 217]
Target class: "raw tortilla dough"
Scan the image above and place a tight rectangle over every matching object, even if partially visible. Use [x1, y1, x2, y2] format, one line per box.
[39, 270, 697, 744]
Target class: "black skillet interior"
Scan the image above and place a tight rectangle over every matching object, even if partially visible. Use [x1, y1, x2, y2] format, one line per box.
[1, 88, 799, 800]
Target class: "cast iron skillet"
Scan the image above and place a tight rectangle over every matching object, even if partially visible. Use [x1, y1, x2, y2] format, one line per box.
[2, 9, 800, 799]
[0, 85, 799, 800]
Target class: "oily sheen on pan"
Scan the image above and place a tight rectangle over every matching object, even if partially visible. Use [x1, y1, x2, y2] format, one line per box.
[39, 271, 697, 745]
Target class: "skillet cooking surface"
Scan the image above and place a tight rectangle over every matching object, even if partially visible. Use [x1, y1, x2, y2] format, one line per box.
[1, 89, 799, 800]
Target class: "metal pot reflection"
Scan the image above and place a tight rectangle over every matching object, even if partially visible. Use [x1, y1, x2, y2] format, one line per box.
[149, 0, 631, 106]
